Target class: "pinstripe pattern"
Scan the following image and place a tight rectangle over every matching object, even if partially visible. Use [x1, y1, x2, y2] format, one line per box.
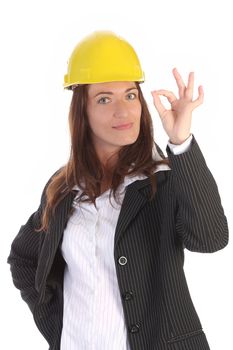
[7, 134, 228, 349]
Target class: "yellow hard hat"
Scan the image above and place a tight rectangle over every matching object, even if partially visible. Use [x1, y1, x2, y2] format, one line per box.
[63, 30, 145, 89]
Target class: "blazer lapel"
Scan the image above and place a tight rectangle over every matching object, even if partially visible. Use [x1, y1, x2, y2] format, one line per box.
[114, 171, 168, 247]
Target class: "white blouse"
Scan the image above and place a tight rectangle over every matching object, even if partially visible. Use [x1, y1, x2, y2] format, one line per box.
[60, 135, 193, 350]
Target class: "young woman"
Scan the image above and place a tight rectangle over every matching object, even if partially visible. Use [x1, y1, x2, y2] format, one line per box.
[7, 30, 228, 350]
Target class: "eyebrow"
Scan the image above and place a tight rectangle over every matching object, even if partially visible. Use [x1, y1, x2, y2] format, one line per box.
[93, 87, 138, 98]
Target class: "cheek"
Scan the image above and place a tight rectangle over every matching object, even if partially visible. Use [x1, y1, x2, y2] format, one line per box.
[131, 100, 142, 116]
[88, 114, 108, 135]
[86, 106, 103, 129]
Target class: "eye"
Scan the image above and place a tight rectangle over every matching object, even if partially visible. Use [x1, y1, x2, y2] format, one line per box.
[97, 97, 110, 104]
[127, 93, 137, 100]
[97, 93, 137, 104]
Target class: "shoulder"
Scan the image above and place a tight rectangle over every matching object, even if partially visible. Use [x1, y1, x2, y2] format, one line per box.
[40, 166, 65, 204]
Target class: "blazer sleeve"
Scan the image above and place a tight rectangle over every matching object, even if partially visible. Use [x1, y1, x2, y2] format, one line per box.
[6, 168, 62, 313]
[166, 134, 229, 253]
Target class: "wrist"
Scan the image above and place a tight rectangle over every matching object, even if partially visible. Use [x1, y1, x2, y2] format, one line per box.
[169, 134, 191, 145]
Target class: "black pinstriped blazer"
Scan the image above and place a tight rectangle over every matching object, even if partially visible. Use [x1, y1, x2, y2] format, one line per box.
[7, 134, 229, 350]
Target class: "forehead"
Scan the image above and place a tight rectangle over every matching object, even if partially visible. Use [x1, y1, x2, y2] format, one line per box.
[87, 81, 137, 95]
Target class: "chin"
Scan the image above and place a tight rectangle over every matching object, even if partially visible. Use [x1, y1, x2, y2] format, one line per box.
[121, 137, 139, 146]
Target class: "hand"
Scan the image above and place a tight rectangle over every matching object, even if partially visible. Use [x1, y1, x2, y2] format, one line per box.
[151, 67, 204, 145]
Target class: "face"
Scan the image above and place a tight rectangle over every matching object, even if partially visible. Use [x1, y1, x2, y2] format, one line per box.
[86, 81, 142, 165]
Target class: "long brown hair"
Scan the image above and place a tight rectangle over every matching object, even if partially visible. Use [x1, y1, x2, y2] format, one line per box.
[35, 82, 170, 233]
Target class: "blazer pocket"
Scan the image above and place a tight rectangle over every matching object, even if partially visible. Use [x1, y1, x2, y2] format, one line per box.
[166, 328, 209, 346]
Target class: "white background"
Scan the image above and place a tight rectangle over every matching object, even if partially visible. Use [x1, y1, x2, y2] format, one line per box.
[1, 0, 232, 349]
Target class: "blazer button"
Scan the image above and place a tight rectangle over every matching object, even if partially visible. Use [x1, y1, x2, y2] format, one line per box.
[123, 291, 134, 301]
[118, 256, 127, 265]
[129, 323, 140, 333]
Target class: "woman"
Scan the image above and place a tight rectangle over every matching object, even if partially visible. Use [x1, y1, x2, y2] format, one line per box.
[7, 30, 228, 350]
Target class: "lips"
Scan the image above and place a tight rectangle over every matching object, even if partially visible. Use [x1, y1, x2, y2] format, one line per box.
[113, 123, 133, 129]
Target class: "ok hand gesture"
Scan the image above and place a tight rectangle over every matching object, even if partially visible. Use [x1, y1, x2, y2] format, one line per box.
[151, 68, 204, 145]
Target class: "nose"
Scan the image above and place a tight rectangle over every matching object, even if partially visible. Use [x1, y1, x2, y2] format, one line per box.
[113, 100, 129, 118]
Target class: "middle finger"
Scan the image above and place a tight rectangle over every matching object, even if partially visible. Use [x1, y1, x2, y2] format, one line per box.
[172, 67, 186, 97]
